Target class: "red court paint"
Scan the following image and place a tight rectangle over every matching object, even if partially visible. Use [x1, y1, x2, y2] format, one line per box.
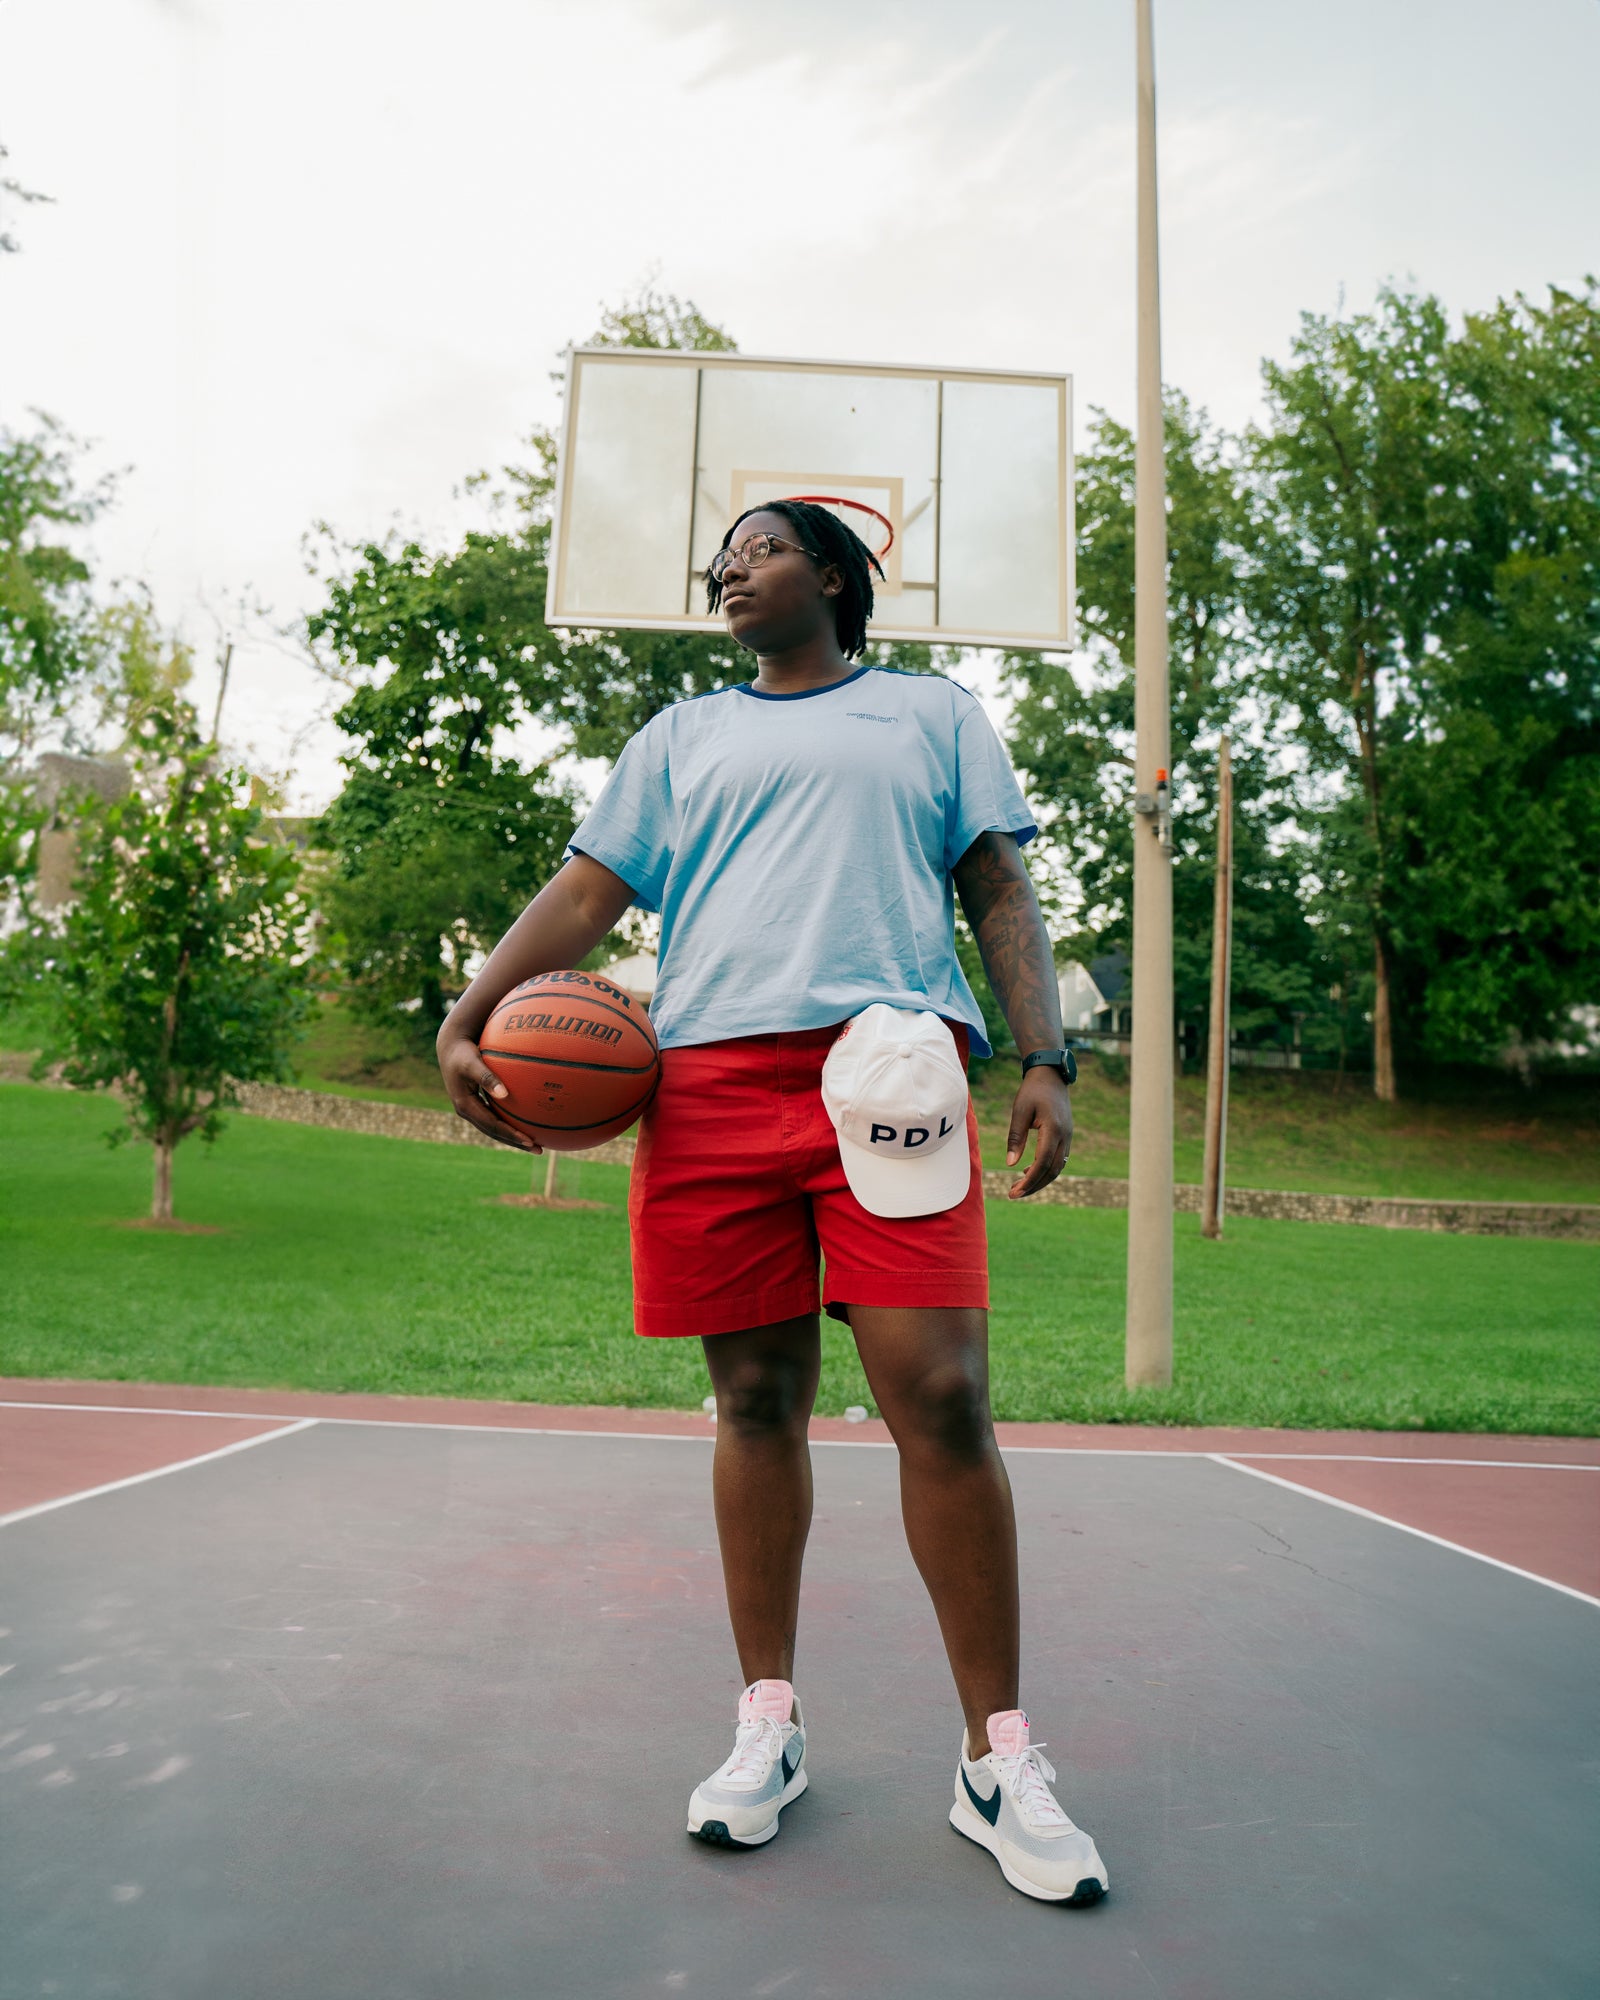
[2, 1380, 1595, 1599]
[3, 1378, 1595, 1462]
[1228, 1455, 1600, 1599]
[0, 1404, 299, 1515]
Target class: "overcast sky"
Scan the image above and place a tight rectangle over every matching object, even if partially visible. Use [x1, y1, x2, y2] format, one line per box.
[2, 0, 1596, 808]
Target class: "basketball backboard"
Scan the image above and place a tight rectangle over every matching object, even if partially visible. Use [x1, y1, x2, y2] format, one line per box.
[545, 348, 1074, 650]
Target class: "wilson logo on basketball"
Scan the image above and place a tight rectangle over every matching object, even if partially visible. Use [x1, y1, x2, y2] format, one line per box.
[500, 1011, 624, 1046]
[518, 969, 633, 1009]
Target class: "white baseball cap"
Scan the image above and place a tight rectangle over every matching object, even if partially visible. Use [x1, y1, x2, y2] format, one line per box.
[821, 1005, 972, 1218]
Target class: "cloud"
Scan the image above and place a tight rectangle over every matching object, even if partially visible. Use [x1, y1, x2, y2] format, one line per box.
[4, 0, 1590, 809]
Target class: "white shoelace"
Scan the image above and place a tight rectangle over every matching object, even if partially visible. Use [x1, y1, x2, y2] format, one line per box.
[721, 1715, 783, 1787]
[994, 1742, 1071, 1827]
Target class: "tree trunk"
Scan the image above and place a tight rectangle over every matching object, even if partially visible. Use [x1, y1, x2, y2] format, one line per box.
[152, 1132, 175, 1222]
[1372, 934, 1397, 1102]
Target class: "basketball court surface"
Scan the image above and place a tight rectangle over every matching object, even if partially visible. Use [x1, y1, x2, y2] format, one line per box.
[3, 1379, 1596, 1999]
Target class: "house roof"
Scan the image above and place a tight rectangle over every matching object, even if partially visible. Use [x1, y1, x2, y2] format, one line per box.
[1088, 950, 1130, 1008]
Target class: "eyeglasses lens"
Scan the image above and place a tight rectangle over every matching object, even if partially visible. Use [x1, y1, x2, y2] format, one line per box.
[711, 534, 774, 583]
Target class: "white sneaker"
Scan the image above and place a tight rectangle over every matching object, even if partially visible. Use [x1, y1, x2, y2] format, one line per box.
[951, 1708, 1108, 1905]
[687, 1678, 808, 1849]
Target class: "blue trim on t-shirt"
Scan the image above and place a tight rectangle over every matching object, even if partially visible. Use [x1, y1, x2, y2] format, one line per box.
[735, 665, 873, 702]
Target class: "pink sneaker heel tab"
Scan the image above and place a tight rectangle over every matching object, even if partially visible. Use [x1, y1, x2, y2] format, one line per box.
[740, 1679, 794, 1722]
[985, 1709, 1030, 1758]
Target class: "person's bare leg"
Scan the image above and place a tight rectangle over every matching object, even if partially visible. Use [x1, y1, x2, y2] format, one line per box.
[700, 1316, 822, 1693]
[848, 1305, 1018, 1757]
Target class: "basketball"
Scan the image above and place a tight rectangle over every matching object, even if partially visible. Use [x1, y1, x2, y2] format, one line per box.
[478, 970, 660, 1150]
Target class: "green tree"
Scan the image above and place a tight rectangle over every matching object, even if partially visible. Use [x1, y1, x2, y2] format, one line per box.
[1005, 394, 1330, 1063]
[480, 287, 950, 760]
[310, 281, 980, 1038]
[308, 530, 580, 1032]
[1380, 284, 1600, 1067]
[586, 280, 740, 354]
[1, 414, 111, 767]
[34, 690, 311, 1222]
[0, 142, 52, 255]
[478, 286, 749, 760]
[1242, 289, 1467, 1097]
[308, 286, 746, 1032]
[1245, 282, 1600, 1089]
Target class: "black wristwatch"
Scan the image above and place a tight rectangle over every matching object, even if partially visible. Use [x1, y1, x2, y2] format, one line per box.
[1020, 1046, 1078, 1085]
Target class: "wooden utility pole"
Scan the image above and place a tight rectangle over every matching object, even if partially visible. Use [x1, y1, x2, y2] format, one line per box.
[1125, 0, 1174, 1387]
[1200, 736, 1233, 1239]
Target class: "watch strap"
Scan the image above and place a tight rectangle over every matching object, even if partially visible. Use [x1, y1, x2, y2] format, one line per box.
[1020, 1047, 1078, 1084]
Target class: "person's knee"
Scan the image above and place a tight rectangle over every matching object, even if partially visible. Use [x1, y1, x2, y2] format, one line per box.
[896, 1357, 993, 1463]
[714, 1355, 812, 1435]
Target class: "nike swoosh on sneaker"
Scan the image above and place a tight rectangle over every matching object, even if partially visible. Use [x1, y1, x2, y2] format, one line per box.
[962, 1767, 1001, 1826]
[782, 1743, 801, 1782]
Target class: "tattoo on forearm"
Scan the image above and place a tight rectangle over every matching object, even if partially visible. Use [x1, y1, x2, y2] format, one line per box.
[954, 833, 1063, 1055]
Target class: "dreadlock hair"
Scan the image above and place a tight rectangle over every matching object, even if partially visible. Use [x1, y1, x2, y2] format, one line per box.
[705, 499, 886, 660]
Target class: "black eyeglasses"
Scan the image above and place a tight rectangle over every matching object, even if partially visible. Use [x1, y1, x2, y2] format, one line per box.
[708, 532, 819, 583]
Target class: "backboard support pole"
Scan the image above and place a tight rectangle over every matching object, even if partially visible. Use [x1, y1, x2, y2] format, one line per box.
[1125, 0, 1175, 1389]
[933, 377, 944, 629]
[684, 366, 705, 616]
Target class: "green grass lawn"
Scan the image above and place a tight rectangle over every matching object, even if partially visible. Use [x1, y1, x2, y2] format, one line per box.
[4, 1085, 1594, 1434]
[969, 1056, 1600, 1204]
[8, 992, 1597, 1203]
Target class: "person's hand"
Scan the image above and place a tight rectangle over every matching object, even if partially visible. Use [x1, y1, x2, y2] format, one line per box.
[437, 1025, 542, 1152]
[1005, 1067, 1072, 1199]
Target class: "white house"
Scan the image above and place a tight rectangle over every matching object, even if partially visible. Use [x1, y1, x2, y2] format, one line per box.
[602, 952, 658, 1006]
[1057, 951, 1131, 1053]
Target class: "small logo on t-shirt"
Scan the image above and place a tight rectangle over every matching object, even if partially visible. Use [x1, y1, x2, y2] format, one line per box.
[846, 711, 897, 723]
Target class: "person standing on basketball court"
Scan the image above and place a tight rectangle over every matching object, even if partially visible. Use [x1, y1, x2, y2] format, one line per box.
[437, 500, 1108, 1906]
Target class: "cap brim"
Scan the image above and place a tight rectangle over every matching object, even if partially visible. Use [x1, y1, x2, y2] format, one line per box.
[835, 1130, 972, 1219]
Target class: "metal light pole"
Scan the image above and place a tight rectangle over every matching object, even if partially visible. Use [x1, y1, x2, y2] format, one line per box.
[1125, 0, 1174, 1387]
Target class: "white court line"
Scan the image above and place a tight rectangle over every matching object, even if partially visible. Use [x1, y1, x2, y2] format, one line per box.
[1211, 1453, 1600, 1610]
[0, 1418, 320, 1529]
[1, 1401, 1596, 1469]
[3, 1404, 1594, 1607]
[1005, 1449, 1600, 1470]
[0, 1400, 729, 1449]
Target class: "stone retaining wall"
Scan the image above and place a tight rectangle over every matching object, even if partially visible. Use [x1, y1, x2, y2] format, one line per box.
[231, 1081, 639, 1165]
[976, 1168, 1600, 1240]
[7, 1057, 1593, 1239]
[233, 1079, 1598, 1240]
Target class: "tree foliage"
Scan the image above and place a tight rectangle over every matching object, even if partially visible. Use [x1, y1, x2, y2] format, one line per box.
[1004, 283, 1597, 1088]
[1241, 288, 1466, 1094]
[306, 276, 1594, 1087]
[307, 285, 752, 1028]
[0, 141, 52, 256]
[1005, 394, 1331, 1057]
[585, 281, 739, 355]
[308, 529, 581, 1031]
[1246, 282, 1600, 1082]
[0, 414, 112, 766]
[1377, 285, 1600, 1061]
[33, 691, 311, 1221]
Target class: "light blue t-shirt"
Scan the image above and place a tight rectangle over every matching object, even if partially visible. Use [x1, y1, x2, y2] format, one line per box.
[566, 665, 1036, 1059]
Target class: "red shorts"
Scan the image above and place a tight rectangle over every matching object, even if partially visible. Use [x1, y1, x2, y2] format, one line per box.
[628, 1022, 989, 1338]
